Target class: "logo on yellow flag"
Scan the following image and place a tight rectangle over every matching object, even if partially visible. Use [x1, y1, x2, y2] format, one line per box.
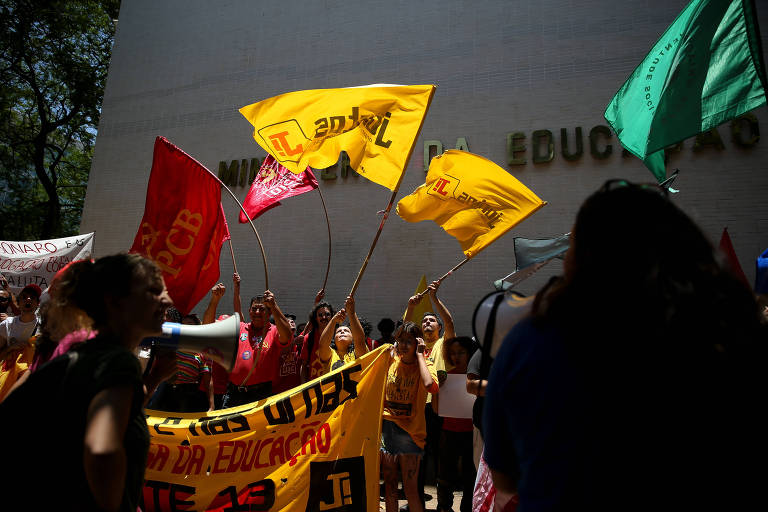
[240, 85, 435, 191]
[426, 173, 460, 200]
[396, 150, 546, 258]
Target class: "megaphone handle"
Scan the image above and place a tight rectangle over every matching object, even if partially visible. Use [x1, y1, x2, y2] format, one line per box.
[142, 341, 156, 379]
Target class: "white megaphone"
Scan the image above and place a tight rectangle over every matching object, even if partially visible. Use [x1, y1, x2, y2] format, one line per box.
[472, 290, 533, 359]
[140, 313, 241, 371]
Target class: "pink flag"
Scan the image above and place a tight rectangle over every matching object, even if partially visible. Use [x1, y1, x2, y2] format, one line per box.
[239, 155, 318, 222]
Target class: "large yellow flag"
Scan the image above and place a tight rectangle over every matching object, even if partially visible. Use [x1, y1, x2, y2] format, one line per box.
[239, 84, 435, 191]
[397, 150, 546, 258]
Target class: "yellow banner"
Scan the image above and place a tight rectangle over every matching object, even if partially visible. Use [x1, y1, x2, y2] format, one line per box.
[396, 150, 546, 258]
[239, 84, 435, 191]
[143, 346, 392, 512]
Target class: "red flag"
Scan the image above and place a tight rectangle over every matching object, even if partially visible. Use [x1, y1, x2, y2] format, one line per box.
[130, 137, 230, 315]
[239, 154, 318, 222]
[718, 227, 750, 288]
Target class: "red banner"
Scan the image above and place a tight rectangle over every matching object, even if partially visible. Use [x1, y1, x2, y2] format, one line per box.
[239, 155, 318, 222]
[130, 137, 230, 315]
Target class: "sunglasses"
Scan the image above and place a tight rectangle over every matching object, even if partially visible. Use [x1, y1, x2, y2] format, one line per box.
[0, 297, 10, 302]
[317, 312, 333, 318]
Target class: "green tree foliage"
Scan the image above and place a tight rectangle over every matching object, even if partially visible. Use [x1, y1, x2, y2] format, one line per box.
[0, 0, 119, 240]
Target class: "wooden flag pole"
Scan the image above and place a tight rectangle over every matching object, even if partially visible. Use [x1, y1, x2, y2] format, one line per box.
[348, 86, 436, 297]
[412, 256, 470, 301]
[227, 239, 239, 275]
[316, 185, 332, 292]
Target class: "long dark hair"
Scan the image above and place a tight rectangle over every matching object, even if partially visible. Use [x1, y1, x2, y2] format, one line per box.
[308, 301, 335, 332]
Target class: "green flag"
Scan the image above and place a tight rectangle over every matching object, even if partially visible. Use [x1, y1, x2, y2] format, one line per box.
[605, 0, 768, 182]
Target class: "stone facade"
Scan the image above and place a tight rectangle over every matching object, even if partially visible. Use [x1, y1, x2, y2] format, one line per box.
[82, 0, 768, 332]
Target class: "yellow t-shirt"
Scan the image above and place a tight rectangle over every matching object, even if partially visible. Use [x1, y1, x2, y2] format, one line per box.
[382, 356, 438, 448]
[425, 336, 453, 402]
[328, 349, 357, 372]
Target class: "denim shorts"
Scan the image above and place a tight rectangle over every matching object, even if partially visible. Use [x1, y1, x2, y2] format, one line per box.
[381, 419, 424, 456]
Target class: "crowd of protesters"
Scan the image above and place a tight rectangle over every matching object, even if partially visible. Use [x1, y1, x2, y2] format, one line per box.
[0, 179, 766, 511]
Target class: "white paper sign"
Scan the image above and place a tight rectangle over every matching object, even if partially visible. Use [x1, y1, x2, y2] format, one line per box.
[0, 233, 95, 292]
[437, 373, 476, 418]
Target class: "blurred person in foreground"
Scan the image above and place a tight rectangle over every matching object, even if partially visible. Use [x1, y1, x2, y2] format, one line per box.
[483, 180, 766, 512]
[1, 253, 172, 511]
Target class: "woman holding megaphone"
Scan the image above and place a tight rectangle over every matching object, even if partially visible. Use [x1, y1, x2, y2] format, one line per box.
[1, 253, 172, 512]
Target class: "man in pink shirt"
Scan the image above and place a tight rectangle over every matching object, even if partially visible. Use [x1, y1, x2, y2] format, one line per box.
[223, 290, 292, 407]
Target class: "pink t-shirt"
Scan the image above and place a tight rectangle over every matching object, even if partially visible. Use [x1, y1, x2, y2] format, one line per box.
[228, 323, 282, 387]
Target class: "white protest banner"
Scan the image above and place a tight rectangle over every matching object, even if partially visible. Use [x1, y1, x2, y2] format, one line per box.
[0, 233, 94, 292]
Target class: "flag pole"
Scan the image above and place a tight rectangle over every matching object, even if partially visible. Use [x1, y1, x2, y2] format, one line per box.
[316, 185, 332, 292]
[227, 239, 239, 275]
[202, 169, 270, 290]
[348, 86, 436, 296]
[412, 256, 470, 301]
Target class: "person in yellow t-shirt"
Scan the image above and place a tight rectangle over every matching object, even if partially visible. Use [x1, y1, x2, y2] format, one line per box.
[404, 279, 455, 506]
[318, 295, 368, 373]
[382, 321, 439, 512]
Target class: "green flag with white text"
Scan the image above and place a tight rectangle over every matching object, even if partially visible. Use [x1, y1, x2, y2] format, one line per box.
[605, 0, 767, 182]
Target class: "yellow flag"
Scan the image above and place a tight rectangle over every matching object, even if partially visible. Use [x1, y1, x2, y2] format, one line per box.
[239, 84, 435, 191]
[396, 150, 546, 258]
[402, 274, 432, 323]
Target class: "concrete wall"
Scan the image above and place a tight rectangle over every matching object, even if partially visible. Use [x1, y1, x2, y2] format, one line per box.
[82, 0, 768, 334]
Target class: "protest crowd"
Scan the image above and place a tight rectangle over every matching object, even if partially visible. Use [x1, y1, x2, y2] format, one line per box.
[1, 180, 766, 512]
[1, 1, 767, 509]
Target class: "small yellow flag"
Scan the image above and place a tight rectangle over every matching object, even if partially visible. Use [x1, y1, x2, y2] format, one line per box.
[396, 150, 546, 258]
[403, 275, 432, 323]
[239, 84, 435, 191]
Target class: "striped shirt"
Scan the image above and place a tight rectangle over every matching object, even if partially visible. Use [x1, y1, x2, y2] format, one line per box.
[172, 351, 210, 384]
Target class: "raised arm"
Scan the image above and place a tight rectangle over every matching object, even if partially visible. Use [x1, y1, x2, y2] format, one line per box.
[263, 290, 292, 345]
[202, 283, 225, 325]
[233, 273, 243, 319]
[318, 308, 346, 364]
[404, 293, 421, 322]
[416, 337, 438, 392]
[428, 280, 455, 340]
[345, 295, 368, 357]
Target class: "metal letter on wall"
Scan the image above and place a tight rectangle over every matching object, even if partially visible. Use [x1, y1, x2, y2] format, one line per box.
[455, 137, 469, 152]
[589, 125, 613, 159]
[239, 159, 249, 187]
[506, 132, 526, 165]
[339, 151, 355, 178]
[423, 140, 443, 172]
[218, 160, 239, 186]
[560, 127, 583, 161]
[248, 158, 260, 185]
[532, 130, 554, 163]
[731, 113, 760, 147]
[693, 128, 725, 151]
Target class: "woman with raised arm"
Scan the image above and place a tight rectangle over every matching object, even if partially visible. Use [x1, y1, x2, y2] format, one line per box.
[317, 295, 369, 373]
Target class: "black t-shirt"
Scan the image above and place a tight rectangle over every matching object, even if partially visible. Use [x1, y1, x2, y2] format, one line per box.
[467, 348, 492, 435]
[1, 335, 149, 511]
